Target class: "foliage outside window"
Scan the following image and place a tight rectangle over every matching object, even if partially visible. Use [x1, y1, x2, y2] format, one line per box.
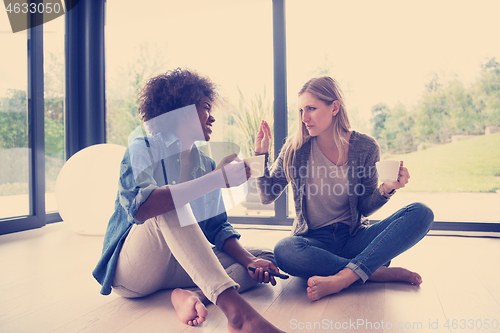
[105, 0, 274, 218]
[44, 17, 65, 213]
[286, 0, 500, 223]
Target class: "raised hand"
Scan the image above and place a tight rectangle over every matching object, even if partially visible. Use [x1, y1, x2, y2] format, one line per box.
[255, 120, 272, 154]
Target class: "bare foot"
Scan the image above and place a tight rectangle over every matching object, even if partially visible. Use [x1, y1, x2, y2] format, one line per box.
[216, 287, 285, 333]
[171, 288, 208, 326]
[227, 313, 285, 333]
[307, 268, 359, 301]
[368, 266, 422, 285]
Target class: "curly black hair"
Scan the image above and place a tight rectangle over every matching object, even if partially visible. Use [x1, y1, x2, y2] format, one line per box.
[137, 68, 218, 123]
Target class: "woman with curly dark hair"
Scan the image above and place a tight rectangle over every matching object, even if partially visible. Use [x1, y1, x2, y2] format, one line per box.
[93, 68, 284, 332]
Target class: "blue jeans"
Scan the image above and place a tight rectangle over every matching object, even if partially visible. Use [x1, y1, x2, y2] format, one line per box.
[274, 202, 434, 282]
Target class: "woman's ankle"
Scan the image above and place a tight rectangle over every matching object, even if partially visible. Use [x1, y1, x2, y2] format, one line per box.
[190, 288, 210, 305]
[338, 268, 360, 285]
[218, 287, 265, 330]
[216, 288, 250, 322]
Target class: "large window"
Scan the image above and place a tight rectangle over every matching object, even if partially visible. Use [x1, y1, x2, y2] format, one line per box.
[43, 13, 65, 214]
[0, 7, 65, 233]
[0, 19, 29, 220]
[1, 0, 498, 234]
[286, 0, 500, 225]
[105, 0, 275, 218]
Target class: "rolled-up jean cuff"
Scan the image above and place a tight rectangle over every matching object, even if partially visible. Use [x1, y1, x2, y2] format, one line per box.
[346, 262, 370, 283]
[209, 281, 240, 305]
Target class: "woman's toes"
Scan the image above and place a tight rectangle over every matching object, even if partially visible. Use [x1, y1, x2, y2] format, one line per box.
[411, 272, 422, 285]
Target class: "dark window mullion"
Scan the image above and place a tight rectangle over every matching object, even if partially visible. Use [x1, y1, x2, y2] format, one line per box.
[27, 1, 46, 227]
[272, 0, 288, 222]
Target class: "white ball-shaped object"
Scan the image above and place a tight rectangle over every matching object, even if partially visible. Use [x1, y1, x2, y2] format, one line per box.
[56, 144, 126, 235]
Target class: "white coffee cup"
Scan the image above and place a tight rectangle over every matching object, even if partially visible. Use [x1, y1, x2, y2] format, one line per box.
[243, 155, 265, 178]
[376, 160, 400, 182]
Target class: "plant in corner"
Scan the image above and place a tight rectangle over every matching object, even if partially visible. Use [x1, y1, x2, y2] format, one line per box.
[231, 87, 274, 211]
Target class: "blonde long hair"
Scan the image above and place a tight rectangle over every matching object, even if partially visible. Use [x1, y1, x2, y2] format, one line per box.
[282, 76, 351, 185]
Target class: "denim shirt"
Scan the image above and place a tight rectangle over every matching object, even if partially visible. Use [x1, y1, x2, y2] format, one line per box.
[92, 132, 240, 295]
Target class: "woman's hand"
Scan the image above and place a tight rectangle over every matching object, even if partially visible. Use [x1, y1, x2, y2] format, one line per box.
[247, 258, 279, 286]
[382, 161, 410, 193]
[255, 120, 272, 154]
[214, 153, 250, 188]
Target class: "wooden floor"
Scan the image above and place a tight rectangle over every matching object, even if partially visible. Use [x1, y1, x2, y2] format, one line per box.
[1, 223, 499, 333]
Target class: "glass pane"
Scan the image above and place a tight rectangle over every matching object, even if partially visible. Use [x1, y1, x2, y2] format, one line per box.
[44, 16, 65, 213]
[0, 20, 29, 219]
[106, 0, 274, 217]
[287, 0, 500, 223]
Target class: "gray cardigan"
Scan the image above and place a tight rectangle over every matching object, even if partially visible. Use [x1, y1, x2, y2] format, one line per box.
[256, 131, 389, 236]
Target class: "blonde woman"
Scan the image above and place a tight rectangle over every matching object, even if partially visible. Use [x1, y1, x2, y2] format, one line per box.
[255, 76, 434, 301]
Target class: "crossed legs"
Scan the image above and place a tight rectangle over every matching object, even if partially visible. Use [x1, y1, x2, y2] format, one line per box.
[275, 202, 434, 301]
[113, 205, 283, 332]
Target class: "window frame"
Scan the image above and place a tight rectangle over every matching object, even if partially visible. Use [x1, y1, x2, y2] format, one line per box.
[1, 0, 498, 235]
[0, 10, 47, 234]
[0, 0, 105, 235]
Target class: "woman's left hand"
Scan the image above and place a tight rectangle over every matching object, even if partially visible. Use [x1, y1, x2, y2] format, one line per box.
[247, 258, 279, 286]
[255, 120, 272, 154]
[383, 161, 410, 192]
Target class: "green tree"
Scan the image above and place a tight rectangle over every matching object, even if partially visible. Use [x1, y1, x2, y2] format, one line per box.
[369, 58, 500, 154]
[371, 103, 390, 152]
[473, 57, 500, 127]
[44, 117, 64, 158]
[445, 79, 483, 134]
[385, 103, 415, 154]
[415, 74, 453, 144]
[371, 102, 415, 154]
[371, 103, 389, 138]
[0, 89, 26, 113]
[0, 89, 28, 149]
[44, 52, 64, 158]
